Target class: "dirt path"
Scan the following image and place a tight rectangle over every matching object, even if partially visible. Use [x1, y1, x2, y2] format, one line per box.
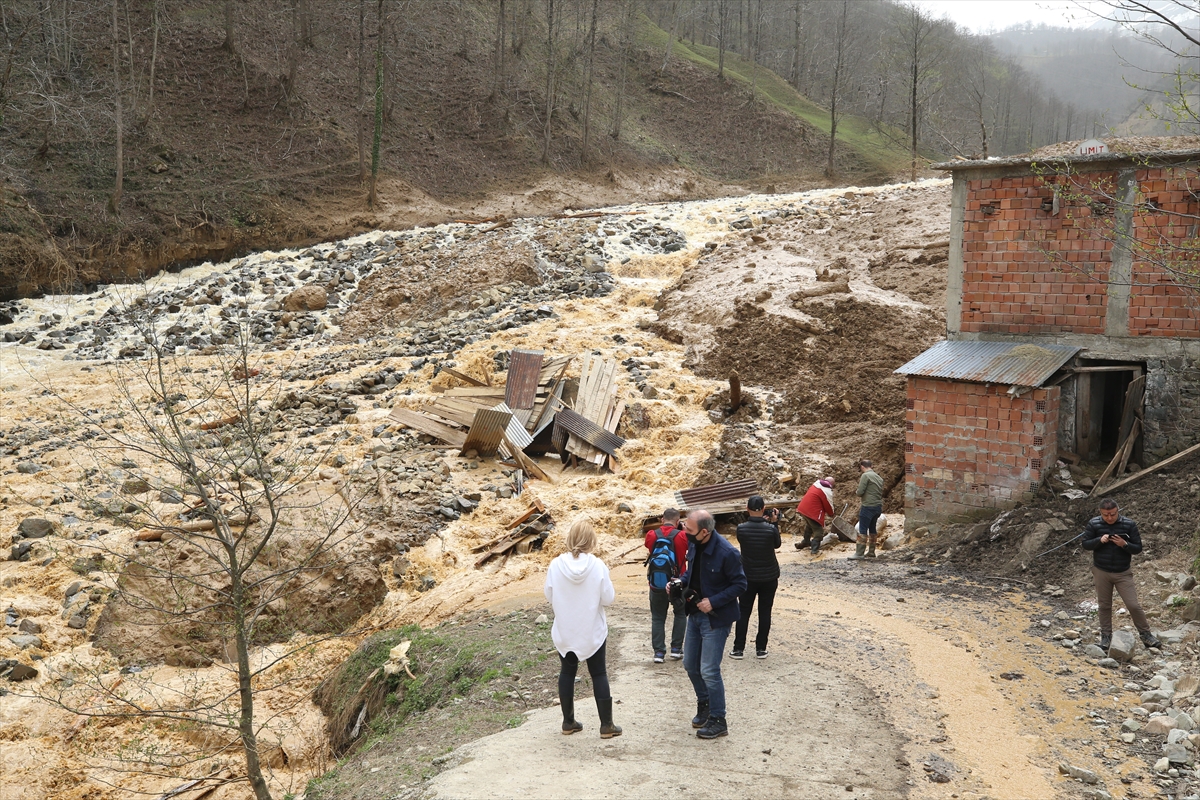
[421, 548, 1080, 800]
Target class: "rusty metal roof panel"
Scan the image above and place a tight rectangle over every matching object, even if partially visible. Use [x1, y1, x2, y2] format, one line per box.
[674, 479, 759, 510]
[894, 340, 1079, 387]
[505, 349, 544, 410]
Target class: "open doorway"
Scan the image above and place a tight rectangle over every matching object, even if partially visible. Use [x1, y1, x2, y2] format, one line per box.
[1074, 360, 1145, 464]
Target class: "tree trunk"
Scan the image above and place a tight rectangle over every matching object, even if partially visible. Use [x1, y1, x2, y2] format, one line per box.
[717, 0, 727, 79]
[581, 0, 598, 162]
[660, 1, 679, 76]
[492, 0, 506, 97]
[909, 45, 918, 181]
[611, 0, 634, 140]
[221, 0, 235, 53]
[790, 1, 800, 87]
[357, 0, 366, 181]
[147, 0, 160, 113]
[369, 0, 384, 207]
[107, 0, 123, 216]
[541, 0, 555, 164]
[299, 0, 312, 47]
[826, 0, 847, 179]
[232, 573, 273, 800]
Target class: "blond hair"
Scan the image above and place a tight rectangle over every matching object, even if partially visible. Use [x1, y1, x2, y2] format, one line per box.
[564, 518, 597, 557]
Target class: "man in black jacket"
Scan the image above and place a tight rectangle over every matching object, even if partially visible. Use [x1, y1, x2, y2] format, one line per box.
[1082, 498, 1162, 651]
[730, 496, 782, 660]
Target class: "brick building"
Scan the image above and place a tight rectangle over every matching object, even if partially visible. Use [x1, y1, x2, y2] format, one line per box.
[898, 142, 1200, 531]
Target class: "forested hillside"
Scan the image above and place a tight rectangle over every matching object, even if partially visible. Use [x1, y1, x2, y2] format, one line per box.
[1, 0, 1089, 299]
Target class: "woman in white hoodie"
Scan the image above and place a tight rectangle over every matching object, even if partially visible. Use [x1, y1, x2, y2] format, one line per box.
[544, 518, 621, 738]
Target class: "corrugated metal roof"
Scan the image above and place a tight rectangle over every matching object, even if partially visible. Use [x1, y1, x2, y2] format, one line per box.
[894, 340, 1079, 387]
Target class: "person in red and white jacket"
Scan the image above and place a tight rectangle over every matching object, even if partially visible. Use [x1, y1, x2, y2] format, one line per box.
[644, 508, 690, 662]
[796, 477, 834, 555]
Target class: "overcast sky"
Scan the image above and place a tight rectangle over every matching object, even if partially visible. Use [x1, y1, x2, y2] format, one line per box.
[915, 1, 1098, 33]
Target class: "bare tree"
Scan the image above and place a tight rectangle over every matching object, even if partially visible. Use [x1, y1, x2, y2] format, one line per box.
[716, 0, 729, 79]
[541, 0, 556, 164]
[580, 0, 598, 162]
[610, 0, 636, 141]
[368, 0, 384, 207]
[32, 314, 367, 800]
[893, 2, 947, 180]
[825, 0, 855, 178]
[221, 0, 235, 53]
[106, 0, 123, 216]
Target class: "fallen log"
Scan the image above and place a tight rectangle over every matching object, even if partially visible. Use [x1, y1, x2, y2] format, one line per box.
[1096, 440, 1200, 497]
[792, 279, 850, 299]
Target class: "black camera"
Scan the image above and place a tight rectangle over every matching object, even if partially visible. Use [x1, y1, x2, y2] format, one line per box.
[683, 587, 703, 615]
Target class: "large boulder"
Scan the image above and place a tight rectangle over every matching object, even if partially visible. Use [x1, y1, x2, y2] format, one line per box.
[282, 284, 329, 311]
[17, 518, 54, 539]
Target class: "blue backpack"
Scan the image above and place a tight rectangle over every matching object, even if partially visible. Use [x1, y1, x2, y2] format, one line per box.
[646, 529, 679, 591]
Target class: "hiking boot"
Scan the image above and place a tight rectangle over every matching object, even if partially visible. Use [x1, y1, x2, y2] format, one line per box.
[1099, 633, 1112, 650]
[596, 697, 622, 739]
[1140, 631, 1163, 650]
[653, 651, 665, 664]
[796, 538, 810, 551]
[691, 700, 709, 729]
[848, 540, 866, 560]
[697, 716, 728, 739]
[669, 647, 683, 660]
[730, 649, 744, 660]
[756, 649, 768, 659]
[561, 696, 583, 735]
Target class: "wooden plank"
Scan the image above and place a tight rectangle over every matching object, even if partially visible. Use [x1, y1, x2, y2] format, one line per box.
[505, 349, 544, 410]
[439, 366, 487, 387]
[1097, 440, 1200, 496]
[1068, 365, 1146, 373]
[1092, 417, 1141, 496]
[460, 408, 513, 457]
[1117, 374, 1146, 445]
[388, 408, 468, 448]
[504, 438, 554, 483]
[1116, 418, 1141, 479]
[443, 386, 507, 398]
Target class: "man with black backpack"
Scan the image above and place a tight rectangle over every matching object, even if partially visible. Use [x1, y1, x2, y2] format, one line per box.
[644, 507, 688, 663]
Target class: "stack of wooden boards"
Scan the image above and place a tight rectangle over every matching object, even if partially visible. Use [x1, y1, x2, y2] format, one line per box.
[388, 349, 626, 478]
[471, 497, 551, 568]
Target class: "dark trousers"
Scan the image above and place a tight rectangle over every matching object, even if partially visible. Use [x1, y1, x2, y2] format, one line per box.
[649, 588, 686, 653]
[858, 505, 883, 539]
[1092, 565, 1151, 634]
[558, 639, 610, 703]
[733, 578, 778, 652]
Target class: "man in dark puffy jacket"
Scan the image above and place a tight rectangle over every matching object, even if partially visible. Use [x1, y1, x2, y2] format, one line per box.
[676, 509, 747, 741]
[1082, 498, 1162, 651]
[731, 496, 781, 660]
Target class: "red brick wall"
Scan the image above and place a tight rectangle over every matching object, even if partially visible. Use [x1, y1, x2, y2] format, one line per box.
[1130, 168, 1200, 337]
[904, 377, 1060, 526]
[961, 174, 1110, 335]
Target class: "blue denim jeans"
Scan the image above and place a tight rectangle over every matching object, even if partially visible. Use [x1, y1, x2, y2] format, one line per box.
[683, 612, 731, 718]
[858, 504, 883, 538]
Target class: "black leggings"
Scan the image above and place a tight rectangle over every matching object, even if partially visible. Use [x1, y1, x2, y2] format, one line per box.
[558, 639, 610, 701]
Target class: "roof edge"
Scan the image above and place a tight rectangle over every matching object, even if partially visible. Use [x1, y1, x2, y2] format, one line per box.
[932, 147, 1200, 172]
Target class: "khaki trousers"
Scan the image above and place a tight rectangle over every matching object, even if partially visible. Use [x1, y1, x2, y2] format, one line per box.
[1092, 565, 1151, 634]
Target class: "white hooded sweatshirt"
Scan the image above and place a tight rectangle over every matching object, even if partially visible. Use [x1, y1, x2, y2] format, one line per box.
[544, 552, 615, 660]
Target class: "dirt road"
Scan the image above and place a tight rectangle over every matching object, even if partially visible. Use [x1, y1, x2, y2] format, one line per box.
[421, 547, 1093, 800]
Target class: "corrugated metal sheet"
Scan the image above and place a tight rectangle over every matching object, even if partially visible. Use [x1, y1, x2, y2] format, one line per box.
[674, 479, 758, 510]
[461, 408, 513, 457]
[490, 402, 534, 451]
[894, 340, 1079, 387]
[505, 349, 544, 410]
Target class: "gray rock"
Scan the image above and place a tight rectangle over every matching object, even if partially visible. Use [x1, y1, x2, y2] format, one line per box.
[392, 556, 410, 579]
[1168, 728, 1190, 744]
[122, 478, 151, 495]
[67, 614, 87, 630]
[1164, 743, 1191, 764]
[617, 502, 633, 513]
[0, 660, 38, 681]
[17, 619, 41, 634]
[1142, 689, 1174, 704]
[1082, 790, 1113, 800]
[418, 573, 436, 592]
[7, 634, 41, 650]
[1123, 718, 1142, 732]
[1175, 712, 1196, 731]
[1057, 763, 1100, 784]
[1083, 644, 1107, 659]
[15, 462, 43, 474]
[64, 581, 83, 600]
[1098, 658, 1120, 669]
[1145, 716, 1179, 735]
[1181, 575, 1197, 591]
[641, 384, 658, 399]
[17, 518, 54, 539]
[1109, 630, 1137, 662]
[535, 614, 548, 625]
[9, 542, 32, 562]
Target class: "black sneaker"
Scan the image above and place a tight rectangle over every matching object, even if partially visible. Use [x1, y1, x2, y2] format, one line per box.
[729, 649, 744, 659]
[756, 649, 768, 659]
[1141, 633, 1163, 650]
[653, 651, 665, 664]
[1099, 633, 1112, 650]
[669, 647, 683, 660]
[697, 716, 728, 739]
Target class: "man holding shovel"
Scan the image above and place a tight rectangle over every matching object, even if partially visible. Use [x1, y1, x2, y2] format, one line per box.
[795, 477, 834, 555]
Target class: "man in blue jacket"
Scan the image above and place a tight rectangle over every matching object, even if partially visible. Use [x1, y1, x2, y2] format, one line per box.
[1082, 498, 1162, 652]
[676, 509, 748, 740]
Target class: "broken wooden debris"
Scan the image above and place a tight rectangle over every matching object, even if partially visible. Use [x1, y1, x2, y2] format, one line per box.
[439, 366, 488, 387]
[474, 498, 552, 567]
[1097, 439, 1200, 497]
[388, 407, 468, 449]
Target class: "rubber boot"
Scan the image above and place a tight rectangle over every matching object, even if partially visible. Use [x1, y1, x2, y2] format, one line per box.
[691, 699, 710, 729]
[561, 694, 583, 735]
[810, 537, 821, 555]
[848, 538, 866, 560]
[596, 697, 622, 739]
[1099, 632, 1112, 650]
[866, 536, 877, 558]
[697, 715, 728, 739]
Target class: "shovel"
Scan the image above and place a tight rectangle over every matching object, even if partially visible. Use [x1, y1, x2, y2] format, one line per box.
[829, 503, 857, 543]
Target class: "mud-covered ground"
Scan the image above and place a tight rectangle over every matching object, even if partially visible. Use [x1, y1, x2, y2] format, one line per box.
[3, 177, 1198, 800]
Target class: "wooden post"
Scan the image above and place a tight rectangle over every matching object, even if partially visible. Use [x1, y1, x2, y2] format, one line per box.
[729, 371, 741, 413]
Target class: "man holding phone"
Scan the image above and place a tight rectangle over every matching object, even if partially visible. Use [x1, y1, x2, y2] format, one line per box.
[1082, 498, 1162, 652]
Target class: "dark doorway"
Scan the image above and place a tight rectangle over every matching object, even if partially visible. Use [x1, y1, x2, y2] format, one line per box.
[1074, 361, 1144, 463]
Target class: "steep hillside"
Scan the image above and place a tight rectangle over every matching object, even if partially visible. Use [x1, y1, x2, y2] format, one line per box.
[0, 1, 913, 301]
